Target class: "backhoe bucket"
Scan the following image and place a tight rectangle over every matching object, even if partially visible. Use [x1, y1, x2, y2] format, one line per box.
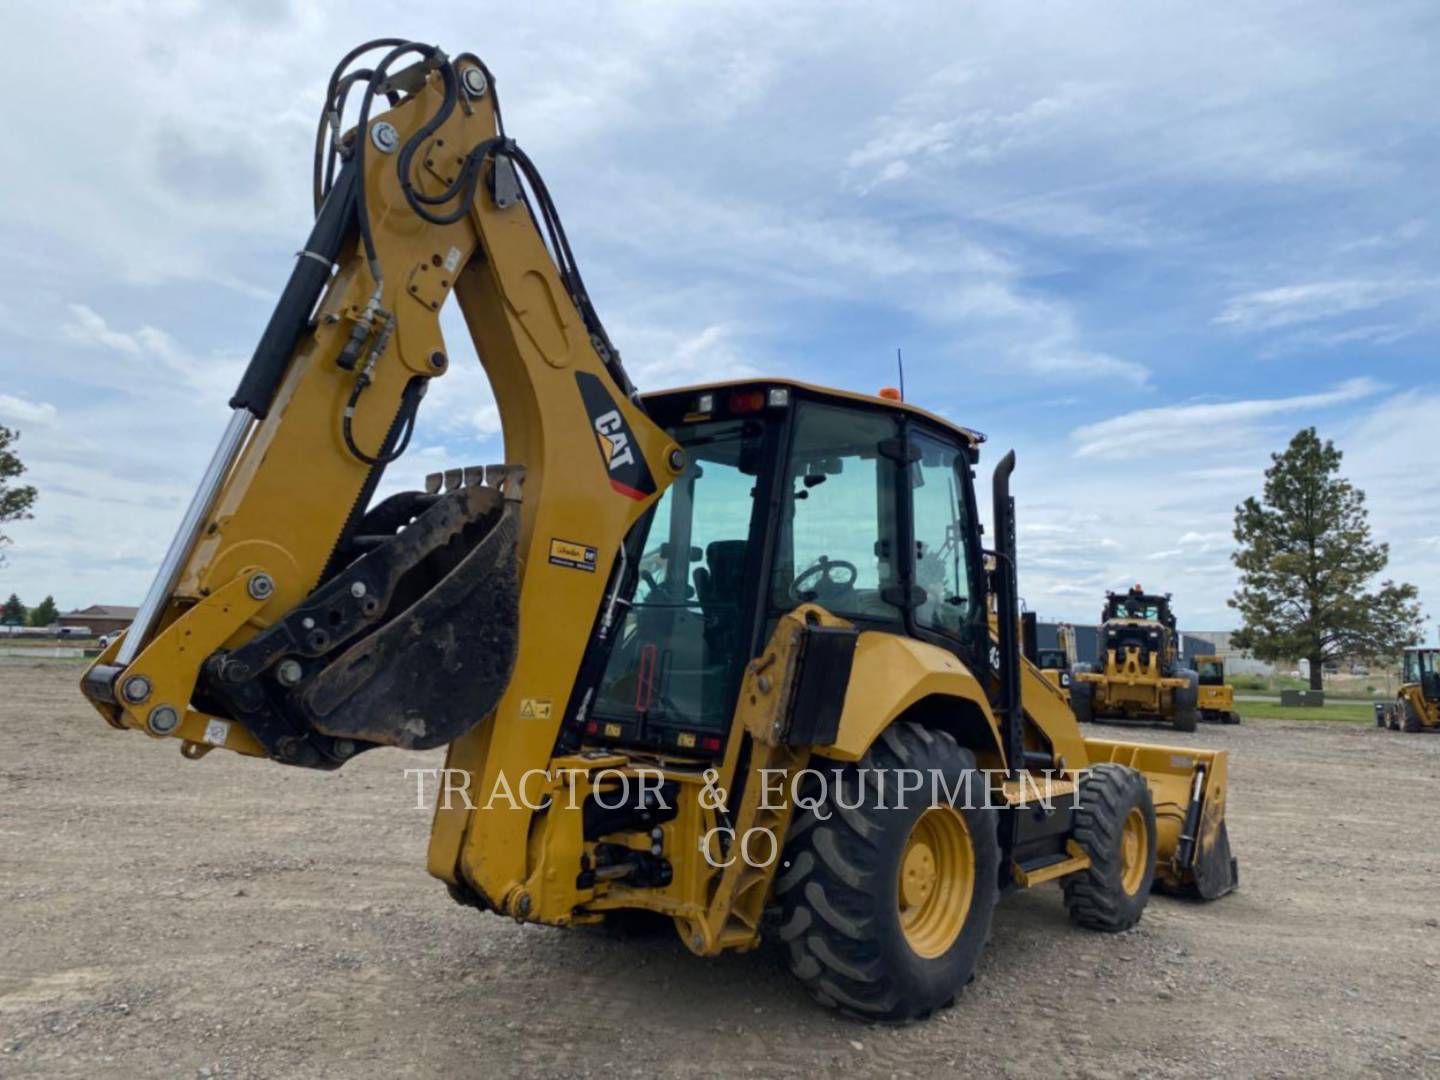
[1085, 737, 1239, 900]
[187, 472, 523, 765]
[299, 486, 521, 750]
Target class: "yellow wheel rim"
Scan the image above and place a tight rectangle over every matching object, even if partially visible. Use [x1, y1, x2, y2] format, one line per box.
[1120, 806, 1149, 896]
[898, 806, 975, 959]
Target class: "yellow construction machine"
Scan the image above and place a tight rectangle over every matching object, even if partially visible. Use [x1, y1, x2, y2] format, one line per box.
[1195, 656, 1241, 725]
[1071, 586, 1200, 732]
[1035, 623, 1075, 703]
[79, 39, 1237, 1021]
[1382, 647, 1440, 732]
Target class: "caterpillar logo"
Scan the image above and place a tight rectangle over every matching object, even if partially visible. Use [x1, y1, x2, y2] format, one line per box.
[575, 371, 656, 500]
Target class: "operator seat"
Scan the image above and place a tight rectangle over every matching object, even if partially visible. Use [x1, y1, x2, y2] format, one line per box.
[693, 540, 748, 657]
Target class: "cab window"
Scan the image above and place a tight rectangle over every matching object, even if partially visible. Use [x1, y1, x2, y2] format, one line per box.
[592, 418, 762, 734]
[1197, 659, 1224, 685]
[770, 403, 901, 624]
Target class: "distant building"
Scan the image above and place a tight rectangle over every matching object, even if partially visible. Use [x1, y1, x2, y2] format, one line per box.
[57, 604, 137, 637]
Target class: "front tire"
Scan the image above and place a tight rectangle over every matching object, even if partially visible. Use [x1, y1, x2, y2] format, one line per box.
[775, 722, 999, 1022]
[1063, 764, 1157, 932]
[1403, 699, 1423, 733]
[1070, 665, 1095, 724]
[1172, 670, 1199, 732]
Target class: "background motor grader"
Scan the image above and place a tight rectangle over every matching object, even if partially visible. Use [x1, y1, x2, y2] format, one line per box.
[1382, 647, 1440, 732]
[77, 38, 1237, 1022]
[1071, 586, 1201, 732]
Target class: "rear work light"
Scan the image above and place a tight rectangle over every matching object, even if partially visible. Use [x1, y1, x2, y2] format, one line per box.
[728, 390, 766, 414]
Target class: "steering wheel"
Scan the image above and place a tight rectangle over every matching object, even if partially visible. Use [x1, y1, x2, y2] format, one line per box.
[792, 557, 858, 599]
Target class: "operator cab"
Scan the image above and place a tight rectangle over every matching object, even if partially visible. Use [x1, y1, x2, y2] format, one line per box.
[572, 380, 989, 757]
[1196, 657, 1225, 686]
[1101, 585, 1176, 667]
[1103, 585, 1175, 631]
[1402, 647, 1440, 700]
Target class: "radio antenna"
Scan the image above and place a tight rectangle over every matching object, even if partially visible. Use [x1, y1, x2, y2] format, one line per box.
[896, 347, 905, 401]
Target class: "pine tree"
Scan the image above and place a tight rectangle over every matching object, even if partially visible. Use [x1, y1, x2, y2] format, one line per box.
[1, 593, 27, 627]
[1230, 427, 1421, 689]
[0, 425, 38, 566]
[29, 595, 59, 627]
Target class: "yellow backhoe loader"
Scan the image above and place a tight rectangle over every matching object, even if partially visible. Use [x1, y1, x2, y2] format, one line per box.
[79, 39, 1237, 1022]
[1382, 647, 1440, 732]
[1195, 655, 1241, 725]
[1071, 586, 1200, 732]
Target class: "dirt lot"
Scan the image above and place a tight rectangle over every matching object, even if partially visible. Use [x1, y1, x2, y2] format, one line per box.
[2, 661, 1438, 1078]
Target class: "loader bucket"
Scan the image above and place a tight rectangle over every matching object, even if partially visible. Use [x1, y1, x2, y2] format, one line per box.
[1084, 737, 1239, 900]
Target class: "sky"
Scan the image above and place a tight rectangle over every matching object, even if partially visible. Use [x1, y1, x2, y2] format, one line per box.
[1, 0, 1437, 635]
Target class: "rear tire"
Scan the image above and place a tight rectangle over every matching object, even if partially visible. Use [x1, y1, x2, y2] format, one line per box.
[775, 722, 1000, 1022]
[1224, 710, 1242, 725]
[1064, 764, 1157, 932]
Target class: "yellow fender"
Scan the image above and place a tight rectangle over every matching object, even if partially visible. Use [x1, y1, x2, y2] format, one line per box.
[818, 632, 1005, 767]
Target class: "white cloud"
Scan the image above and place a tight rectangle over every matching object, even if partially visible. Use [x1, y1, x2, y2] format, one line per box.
[1026, 348, 1150, 387]
[0, 394, 57, 427]
[1070, 377, 1383, 460]
[1215, 279, 1437, 333]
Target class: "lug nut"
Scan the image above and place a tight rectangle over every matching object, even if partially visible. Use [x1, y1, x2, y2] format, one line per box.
[121, 675, 152, 704]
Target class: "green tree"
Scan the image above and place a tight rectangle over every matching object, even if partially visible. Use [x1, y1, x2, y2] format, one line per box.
[29, 595, 58, 627]
[1230, 427, 1421, 690]
[0, 425, 38, 566]
[2, 593, 26, 627]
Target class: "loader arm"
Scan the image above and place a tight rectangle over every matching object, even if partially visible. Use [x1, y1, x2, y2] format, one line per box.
[80, 43, 679, 790]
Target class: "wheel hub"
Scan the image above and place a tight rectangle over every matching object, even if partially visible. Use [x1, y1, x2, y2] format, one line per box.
[1120, 805, 1148, 895]
[897, 805, 976, 959]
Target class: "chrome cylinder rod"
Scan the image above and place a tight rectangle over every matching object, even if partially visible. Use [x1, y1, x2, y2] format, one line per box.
[115, 408, 253, 667]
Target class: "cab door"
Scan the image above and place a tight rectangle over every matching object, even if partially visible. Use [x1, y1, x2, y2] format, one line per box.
[901, 425, 988, 670]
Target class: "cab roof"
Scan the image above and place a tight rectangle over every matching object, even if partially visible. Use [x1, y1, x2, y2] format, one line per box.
[644, 377, 986, 448]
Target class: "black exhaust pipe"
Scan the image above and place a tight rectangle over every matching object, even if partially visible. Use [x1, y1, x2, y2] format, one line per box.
[991, 450, 1024, 779]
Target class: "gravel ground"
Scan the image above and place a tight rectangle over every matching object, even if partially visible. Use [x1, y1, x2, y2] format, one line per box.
[2, 661, 1439, 1078]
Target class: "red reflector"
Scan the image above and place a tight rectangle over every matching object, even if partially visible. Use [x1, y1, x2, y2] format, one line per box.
[728, 390, 766, 414]
[701, 736, 722, 752]
[585, 720, 599, 735]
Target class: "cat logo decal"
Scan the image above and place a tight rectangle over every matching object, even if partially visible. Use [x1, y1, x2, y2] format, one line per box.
[575, 372, 656, 500]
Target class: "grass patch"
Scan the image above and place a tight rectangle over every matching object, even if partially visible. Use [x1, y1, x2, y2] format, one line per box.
[1235, 699, 1375, 724]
